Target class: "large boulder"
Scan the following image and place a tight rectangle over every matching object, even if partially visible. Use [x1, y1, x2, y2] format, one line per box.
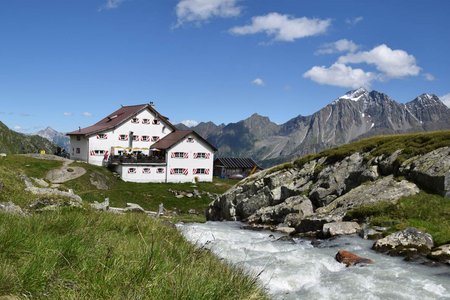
[400, 147, 450, 197]
[315, 175, 419, 221]
[247, 195, 313, 225]
[372, 227, 434, 256]
[335, 250, 374, 267]
[322, 222, 361, 237]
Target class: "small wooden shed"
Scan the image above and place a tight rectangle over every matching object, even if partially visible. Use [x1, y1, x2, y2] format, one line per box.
[213, 157, 262, 178]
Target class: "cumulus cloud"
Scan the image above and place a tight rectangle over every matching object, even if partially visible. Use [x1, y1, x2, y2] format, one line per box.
[303, 63, 375, 89]
[440, 93, 450, 108]
[316, 39, 359, 55]
[99, 0, 125, 11]
[252, 78, 265, 86]
[82, 112, 93, 117]
[338, 44, 421, 78]
[345, 16, 363, 26]
[63, 112, 73, 117]
[180, 120, 199, 127]
[230, 13, 331, 42]
[423, 73, 435, 81]
[176, 0, 241, 25]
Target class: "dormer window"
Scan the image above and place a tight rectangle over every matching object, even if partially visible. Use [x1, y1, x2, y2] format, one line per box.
[119, 134, 128, 141]
[151, 136, 160, 142]
[141, 136, 150, 142]
[142, 118, 150, 124]
[152, 119, 160, 125]
[187, 137, 194, 143]
[131, 118, 139, 124]
[97, 133, 107, 139]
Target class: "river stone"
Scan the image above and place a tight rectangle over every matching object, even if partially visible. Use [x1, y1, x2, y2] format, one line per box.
[372, 227, 434, 256]
[322, 222, 361, 237]
[235, 186, 273, 220]
[400, 147, 450, 197]
[428, 244, 450, 264]
[247, 195, 313, 225]
[335, 250, 374, 267]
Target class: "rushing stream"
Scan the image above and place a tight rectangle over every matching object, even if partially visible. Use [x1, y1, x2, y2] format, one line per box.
[177, 221, 450, 300]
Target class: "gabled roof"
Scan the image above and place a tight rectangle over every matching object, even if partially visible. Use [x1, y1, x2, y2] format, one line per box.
[150, 130, 217, 152]
[214, 157, 261, 169]
[67, 104, 176, 136]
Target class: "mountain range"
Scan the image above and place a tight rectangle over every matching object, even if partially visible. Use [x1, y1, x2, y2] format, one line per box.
[0, 121, 56, 154]
[36, 127, 70, 151]
[177, 88, 450, 167]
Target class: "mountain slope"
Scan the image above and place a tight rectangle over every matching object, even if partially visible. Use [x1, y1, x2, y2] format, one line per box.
[181, 89, 450, 167]
[0, 121, 56, 154]
[36, 127, 70, 150]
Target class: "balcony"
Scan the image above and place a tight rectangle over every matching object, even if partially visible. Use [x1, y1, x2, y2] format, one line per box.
[109, 155, 166, 165]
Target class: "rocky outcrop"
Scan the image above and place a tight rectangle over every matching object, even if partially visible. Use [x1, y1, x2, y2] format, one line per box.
[335, 250, 374, 267]
[372, 227, 434, 256]
[400, 147, 450, 197]
[428, 244, 450, 264]
[0, 201, 25, 215]
[322, 222, 361, 238]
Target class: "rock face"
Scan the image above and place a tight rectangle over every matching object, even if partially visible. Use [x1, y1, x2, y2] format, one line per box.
[429, 244, 450, 264]
[372, 228, 434, 256]
[335, 250, 374, 267]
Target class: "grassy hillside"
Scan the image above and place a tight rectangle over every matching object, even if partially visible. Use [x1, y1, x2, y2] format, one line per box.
[0, 121, 56, 154]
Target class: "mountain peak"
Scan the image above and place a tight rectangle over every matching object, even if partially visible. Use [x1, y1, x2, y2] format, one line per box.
[336, 87, 369, 102]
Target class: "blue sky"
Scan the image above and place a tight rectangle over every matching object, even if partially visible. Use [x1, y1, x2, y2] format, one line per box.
[1, 0, 450, 133]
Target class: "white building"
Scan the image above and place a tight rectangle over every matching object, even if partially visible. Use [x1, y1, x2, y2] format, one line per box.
[67, 103, 216, 183]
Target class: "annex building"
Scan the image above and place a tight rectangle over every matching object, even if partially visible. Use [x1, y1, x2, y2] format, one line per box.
[67, 103, 216, 183]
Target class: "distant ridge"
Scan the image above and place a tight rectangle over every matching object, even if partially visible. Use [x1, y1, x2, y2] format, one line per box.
[36, 127, 70, 151]
[176, 89, 450, 167]
[0, 121, 56, 154]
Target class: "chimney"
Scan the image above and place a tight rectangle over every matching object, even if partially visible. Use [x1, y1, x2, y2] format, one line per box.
[78, 126, 81, 132]
[149, 101, 155, 107]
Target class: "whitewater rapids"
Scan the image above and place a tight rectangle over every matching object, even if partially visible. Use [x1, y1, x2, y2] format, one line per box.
[177, 221, 450, 300]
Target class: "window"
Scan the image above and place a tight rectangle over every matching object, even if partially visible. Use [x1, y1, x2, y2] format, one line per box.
[187, 137, 194, 143]
[76, 136, 81, 141]
[152, 119, 160, 125]
[157, 168, 165, 174]
[141, 135, 150, 142]
[193, 168, 208, 174]
[94, 150, 105, 156]
[142, 168, 151, 174]
[76, 148, 80, 154]
[131, 118, 139, 124]
[97, 134, 107, 139]
[128, 168, 137, 174]
[119, 134, 128, 141]
[194, 152, 209, 159]
[151, 136, 160, 142]
[142, 118, 150, 124]
[132, 135, 139, 141]
[172, 152, 187, 158]
[171, 168, 187, 175]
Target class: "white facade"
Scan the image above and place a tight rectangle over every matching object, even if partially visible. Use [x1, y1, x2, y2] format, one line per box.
[69, 105, 215, 183]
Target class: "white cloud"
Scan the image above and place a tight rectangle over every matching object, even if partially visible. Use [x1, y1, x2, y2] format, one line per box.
[338, 44, 421, 78]
[99, 0, 125, 11]
[14, 125, 21, 130]
[82, 112, 93, 117]
[63, 112, 73, 116]
[180, 120, 199, 127]
[303, 63, 375, 89]
[345, 16, 364, 26]
[230, 13, 331, 42]
[176, 0, 241, 25]
[423, 73, 435, 81]
[252, 78, 265, 86]
[316, 39, 359, 55]
[440, 93, 450, 108]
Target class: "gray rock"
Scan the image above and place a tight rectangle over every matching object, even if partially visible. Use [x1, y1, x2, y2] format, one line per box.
[373, 227, 434, 256]
[235, 186, 273, 220]
[275, 226, 296, 235]
[31, 177, 49, 188]
[186, 193, 194, 198]
[315, 176, 419, 221]
[125, 203, 146, 213]
[428, 244, 450, 264]
[322, 222, 361, 237]
[91, 198, 110, 211]
[400, 147, 450, 197]
[29, 197, 82, 210]
[378, 150, 402, 175]
[90, 172, 110, 190]
[359, 225, 384, 240]
[294, 216, 335, 234]
[247, 195, 313, 225]
[0, 201, 25, 215]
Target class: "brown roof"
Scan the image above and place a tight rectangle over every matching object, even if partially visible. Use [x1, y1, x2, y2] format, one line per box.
[67, 104, 176, 136]
[150, 130, 217, 151]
